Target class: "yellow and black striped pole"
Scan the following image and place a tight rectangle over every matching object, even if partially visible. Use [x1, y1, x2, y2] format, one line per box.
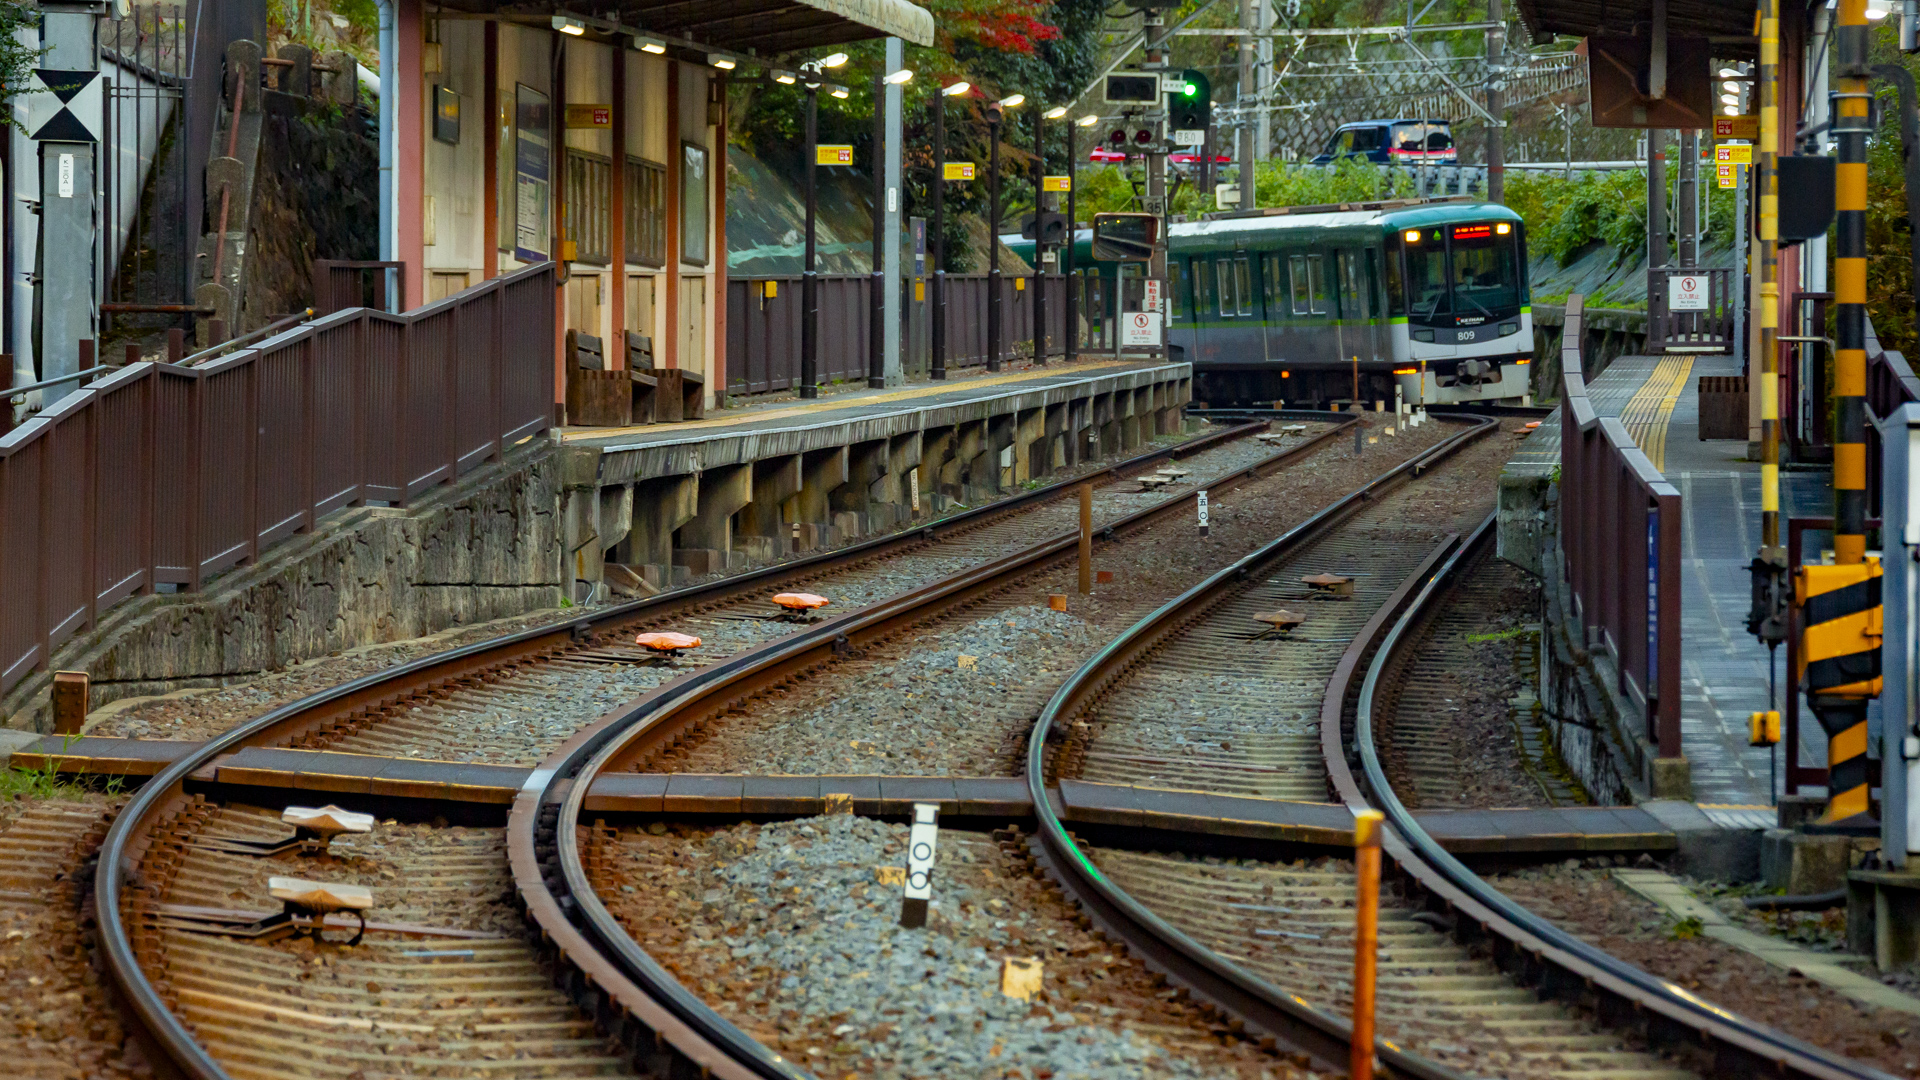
[1810, 0, 1879, 827]
[1748, 0, 1789, 650]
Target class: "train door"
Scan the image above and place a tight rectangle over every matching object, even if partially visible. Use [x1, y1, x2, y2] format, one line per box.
[1335, 250, 1378, 363]
[1191, 254, 1218, 361]
[1260, 251, 1286, 361]
[1213, 250, 1253, 360]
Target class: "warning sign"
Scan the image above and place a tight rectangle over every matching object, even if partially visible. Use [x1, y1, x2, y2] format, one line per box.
[1714, 115, 1759, 141]
[1715, 144, 1752, 166]
[1121, 311, 1163, 347]
[817, 144, 854, 166]
[942, 162, 976, 181]
[1142, 278, 1162, 313]
[1669, 273, 1710, 312]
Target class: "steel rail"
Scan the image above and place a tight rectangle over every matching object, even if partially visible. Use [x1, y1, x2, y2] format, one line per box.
[506, 413, 1402, 1080]
[1019, 414, 1498, 1079]
[88, 417, 1333, 1079]
[1343, 515, 1901, 1080]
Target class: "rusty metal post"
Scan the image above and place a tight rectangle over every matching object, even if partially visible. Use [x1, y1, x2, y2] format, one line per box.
[1351, 807, 1383, 1080]
[78, 338, 94, 375]
[123, 343, 139, 367]
[1078, 483, 1093, 594]
[166, 328, 185, 363]
[51, 671, 88, 735]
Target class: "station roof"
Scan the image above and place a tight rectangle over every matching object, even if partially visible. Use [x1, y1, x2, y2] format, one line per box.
[1512, 0, 1756, 46]
[445, 0, 935, 54]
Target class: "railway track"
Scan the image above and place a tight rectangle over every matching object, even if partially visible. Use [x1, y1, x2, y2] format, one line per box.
[1026, 501, 1901, 1080]
[89, 415, 1397, 1080]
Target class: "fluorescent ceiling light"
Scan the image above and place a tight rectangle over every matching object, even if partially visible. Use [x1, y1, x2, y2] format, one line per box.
[999, 93, 1024, 107]
[1044, 105, 1068, 119]
[1720, 94, 1738, 104]
[774, 69, 797, 84]
[830, 84, 850, 98]
[634, 34, 667, 53]
[552, 15, 586, 34]
[1723, 105, 1739, 115]
[822, 51, 849, 67]
[885, 68, 914, 84]
[710, 53, 737, 70]
[941, 81, 971, 96]
[1077, 113, 1100, 126]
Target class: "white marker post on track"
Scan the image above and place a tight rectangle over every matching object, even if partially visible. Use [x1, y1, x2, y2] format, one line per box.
[899, 802, 939, 928]
[1197, 489, 1209, 538]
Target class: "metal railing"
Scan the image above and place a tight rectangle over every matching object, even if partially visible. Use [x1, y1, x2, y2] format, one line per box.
[1558, 294, 1683, 760]
[725, 273, 1067, 397]
[0, 261, 556, 700]
[1645, 267, 1734, 354]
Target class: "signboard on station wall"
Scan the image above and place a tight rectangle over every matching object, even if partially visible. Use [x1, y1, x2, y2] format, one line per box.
[1669, 273, 1710, 312]
[565, 104, 612, 128]
[513, 83, 551, 263]
[1142, 278, 1162, 313]
[1714, 114, 1759, 140]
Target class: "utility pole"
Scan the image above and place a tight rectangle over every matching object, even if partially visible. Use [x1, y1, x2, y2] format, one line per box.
[1484, 0, 1505, 202]
[1145, 9, 1169, 328]
[34, 3, 106, 383]
[1648, 130, 1668, 269]
[1255, 0, 1272, 161]
[1676, 128, 1698, 265]
[1239, 0, 1256, 208]
[883, 38, 905, 386]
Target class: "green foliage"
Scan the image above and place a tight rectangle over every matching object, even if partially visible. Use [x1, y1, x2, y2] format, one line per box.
[1504, 164, 1737, 270]
[1667, 915, 1704, 940]
[0, 2, 41, 135]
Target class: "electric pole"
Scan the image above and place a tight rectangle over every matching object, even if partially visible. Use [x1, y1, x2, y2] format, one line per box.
[1484, 0, 1505, 202]
[1239, 0, 1256, 208]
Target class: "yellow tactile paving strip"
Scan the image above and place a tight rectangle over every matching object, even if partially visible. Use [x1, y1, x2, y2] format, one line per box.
[559, 359, 1140, 444]
[1618, 356, 1693, 471]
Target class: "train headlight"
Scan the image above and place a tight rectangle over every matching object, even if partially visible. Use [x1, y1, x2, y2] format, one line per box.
[1495, 222, 1511, 235]
[1403, 230, 1420, 243]
[1498, 321, 1519, 336]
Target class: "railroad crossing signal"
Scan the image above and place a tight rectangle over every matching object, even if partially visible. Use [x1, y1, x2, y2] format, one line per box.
[1020, 211, 1068, 244]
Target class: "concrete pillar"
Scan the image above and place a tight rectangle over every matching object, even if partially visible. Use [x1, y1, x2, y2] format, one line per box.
[948, 421, 985, 498]
[886, 432, 924, 520]
[736, 455, 803, 564]
[560, 447, 603, 594]
[1012, 407, 1046, 484]
[1044, 402, 1069, 472]
[626, 473, 699, 587]
[598, 486, 633, 554]
[922, 426, 957, 505]
[834, 439, 891, 533]
[981, 416, 1016, 497]
[793, 446, 850, 550]
[677, 463, 752, 577]
[1093, 393, 1118, 459]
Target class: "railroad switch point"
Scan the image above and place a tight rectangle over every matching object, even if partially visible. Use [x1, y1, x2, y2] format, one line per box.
[1301, 573, 1355, 599]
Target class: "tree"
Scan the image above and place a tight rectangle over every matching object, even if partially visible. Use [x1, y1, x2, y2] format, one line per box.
[0, 1, 40, 134]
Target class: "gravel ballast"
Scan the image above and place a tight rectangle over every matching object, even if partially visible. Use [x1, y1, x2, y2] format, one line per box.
[592, 813, 1301, 1079]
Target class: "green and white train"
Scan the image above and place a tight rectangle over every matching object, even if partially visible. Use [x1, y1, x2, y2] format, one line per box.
[1015, 199, 1535, 407]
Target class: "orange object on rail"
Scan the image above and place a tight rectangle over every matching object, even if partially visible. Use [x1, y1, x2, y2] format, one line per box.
[772, 592, 831, 610]
[635, 632, 701, 652]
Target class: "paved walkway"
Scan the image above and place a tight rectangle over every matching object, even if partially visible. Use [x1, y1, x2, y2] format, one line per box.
[1526, 354, 1835, 811]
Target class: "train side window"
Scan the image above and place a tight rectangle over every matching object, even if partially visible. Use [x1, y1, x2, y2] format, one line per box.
[1195, 257, 1217, 316]
[1385, 243, 1407, 316]
[1168, 259, 1185, 320]
[1232, 255, 1252, 316]
[1289, 254, 1309, 315]
[1216, 258, 1238, 318]
[1307, 254, 1328, 315]
[1338, 251, 1368, 320]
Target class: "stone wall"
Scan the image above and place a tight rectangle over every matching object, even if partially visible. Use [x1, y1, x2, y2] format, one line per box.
[1, 441, 564, 732]
[243, 90, 380, 330]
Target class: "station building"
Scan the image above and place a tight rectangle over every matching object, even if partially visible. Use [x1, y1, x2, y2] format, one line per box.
[390, 0, 933, 415]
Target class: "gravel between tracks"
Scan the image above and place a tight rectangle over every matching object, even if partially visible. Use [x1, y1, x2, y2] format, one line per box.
[591, 813, 1300, 1079]
[0, 792, 144, 1080]
[654, 417, 1459, 777]
[1494, 862, 1920, 1078]
[87, 423, 1285, 747]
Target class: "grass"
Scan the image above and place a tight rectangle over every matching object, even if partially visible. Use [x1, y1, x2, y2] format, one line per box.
[0, 734, 120, 802]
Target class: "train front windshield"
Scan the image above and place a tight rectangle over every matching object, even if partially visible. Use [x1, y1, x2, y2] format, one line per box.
[1402, 222, 1520, 323]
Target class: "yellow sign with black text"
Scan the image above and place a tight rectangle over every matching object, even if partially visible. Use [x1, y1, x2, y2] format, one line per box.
[1042, 175, 1071, 192]
[1713, 114, 1758, 141]
[1715, 144, 1752, 166]
[942, 162, 976, 181]
[816, 144, 854, 166]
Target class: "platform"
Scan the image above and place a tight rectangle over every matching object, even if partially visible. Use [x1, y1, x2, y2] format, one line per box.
[1508, 354, 1833, 810]
[551, 358, 1193, 590]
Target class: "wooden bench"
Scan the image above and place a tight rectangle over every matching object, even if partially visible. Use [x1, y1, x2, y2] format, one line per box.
[626, 332, 660, 424]
[566, 330, 631, 427]
[644, 365, 706, 422]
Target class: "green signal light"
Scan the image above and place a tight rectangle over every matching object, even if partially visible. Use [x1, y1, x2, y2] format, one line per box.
[1182, 81, 1198, 96]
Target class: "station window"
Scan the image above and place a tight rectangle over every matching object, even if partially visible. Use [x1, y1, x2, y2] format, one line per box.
[564, 151, 612, 265]
[625, 156, 667, 267]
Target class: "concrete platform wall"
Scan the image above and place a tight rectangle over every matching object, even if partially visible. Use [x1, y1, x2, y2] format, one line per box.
[2, 441, 566, 732]
[572, 367, 1191, 589]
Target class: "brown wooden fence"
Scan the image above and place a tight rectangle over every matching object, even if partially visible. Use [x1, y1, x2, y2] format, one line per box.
[1558, 294, 1683, 762]
[0, 262, 556, 699]
[726, 274, 1069, 397]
